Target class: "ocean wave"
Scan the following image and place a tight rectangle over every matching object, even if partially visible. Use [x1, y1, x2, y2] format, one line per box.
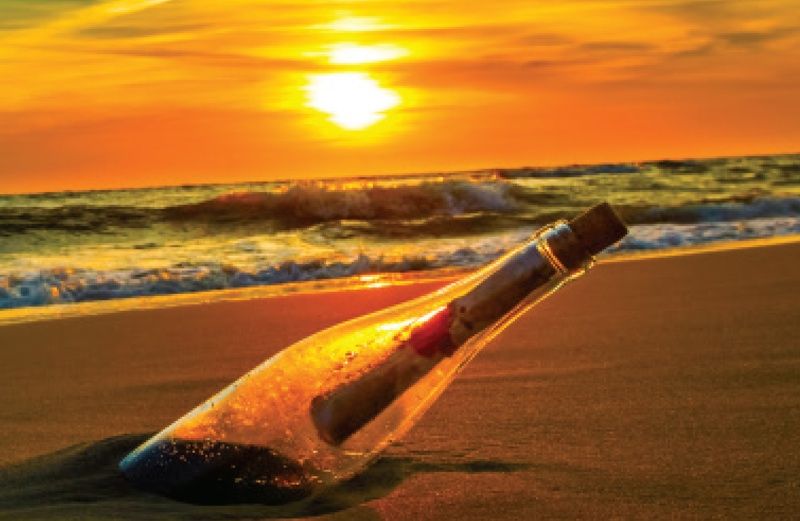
[611, 216, 800, 252]
[5, 190, 796, 240]
[501, 163, 641, 178]
[307, 213, 536, 240]
[2, 215, 800, 310]
[0, 181, 526, 235]
[0, 250, 485, 310]
[618, 196, 800, 225]
[164, 180, 523, 225]
[2, 153, 799, 312]
[0, 205, 156, 235]
[2, 156, 799, 238]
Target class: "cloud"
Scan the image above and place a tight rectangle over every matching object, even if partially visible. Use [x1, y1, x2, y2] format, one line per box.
[97, 46, 312, 70]
[660, 24, 798, 63]
[579, 41, 657, 52]
[77, 22, 207, 39]
[646, 0, 742, 23]
[1, 0, 176, 41]
[719, 27, 798, 47]
[670, 42, 716, 58]
[0, 0, 95, 31]
[518, 32, 574, 47]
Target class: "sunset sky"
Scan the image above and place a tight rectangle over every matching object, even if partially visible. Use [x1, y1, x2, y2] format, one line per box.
[1, 0, 798, 193]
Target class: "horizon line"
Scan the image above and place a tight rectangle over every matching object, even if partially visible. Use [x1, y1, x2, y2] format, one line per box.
[1, 149, 798, 197]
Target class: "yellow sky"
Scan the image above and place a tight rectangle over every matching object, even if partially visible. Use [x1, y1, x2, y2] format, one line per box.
[0, 0, 798, 193]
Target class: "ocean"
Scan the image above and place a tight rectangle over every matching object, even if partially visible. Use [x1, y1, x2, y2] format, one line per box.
[1, 153, 798, 312]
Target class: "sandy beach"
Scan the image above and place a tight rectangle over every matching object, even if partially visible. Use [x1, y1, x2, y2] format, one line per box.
[1, 240, 799, 520]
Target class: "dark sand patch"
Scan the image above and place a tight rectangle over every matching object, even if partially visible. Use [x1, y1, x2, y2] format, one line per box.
[0, 434, 532, 520]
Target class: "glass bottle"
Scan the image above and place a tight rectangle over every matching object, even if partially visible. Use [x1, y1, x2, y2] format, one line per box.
[119, 203, 627, 505]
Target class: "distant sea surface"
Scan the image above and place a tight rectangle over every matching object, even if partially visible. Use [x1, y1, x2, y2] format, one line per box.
[1, 153, 799, 311]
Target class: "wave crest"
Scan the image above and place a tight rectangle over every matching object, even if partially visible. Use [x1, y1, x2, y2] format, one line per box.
[619, 196, 800, 225]
[164, 181, 522, 224]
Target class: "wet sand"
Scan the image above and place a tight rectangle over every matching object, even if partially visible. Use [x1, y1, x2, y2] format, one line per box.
[1, 241, 799, 519]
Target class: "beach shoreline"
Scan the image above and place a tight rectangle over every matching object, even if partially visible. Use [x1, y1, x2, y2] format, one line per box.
[2, 233, 799, 328]
[1, 240, 799, 519]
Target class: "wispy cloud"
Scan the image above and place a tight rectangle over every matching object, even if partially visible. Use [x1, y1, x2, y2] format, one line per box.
[77, 22, 207, 39]
[2, 0, 175, 41]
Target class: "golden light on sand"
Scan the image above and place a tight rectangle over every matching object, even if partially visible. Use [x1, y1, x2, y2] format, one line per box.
[305, 72, 401, 130]
[327, 43, 408, 65]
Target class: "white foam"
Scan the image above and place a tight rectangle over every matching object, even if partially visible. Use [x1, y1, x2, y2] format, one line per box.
[1, 217, 798, 310]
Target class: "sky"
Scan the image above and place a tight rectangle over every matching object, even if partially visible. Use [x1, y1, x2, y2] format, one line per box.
[0, 0, 798, 193]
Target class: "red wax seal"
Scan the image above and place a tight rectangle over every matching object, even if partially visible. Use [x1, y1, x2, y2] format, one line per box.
[407, 306, 456, 357]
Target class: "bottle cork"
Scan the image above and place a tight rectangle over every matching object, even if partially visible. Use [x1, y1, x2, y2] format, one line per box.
[568, 202, 628, 256]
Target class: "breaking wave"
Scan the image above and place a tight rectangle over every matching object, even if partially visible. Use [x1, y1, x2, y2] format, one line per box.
[2, 215, 800, 310]
[0, 251, 480, 310]
[163, 181, 522, 224]
[0, 181, 524, 234]
[617, 196, 800, 225]
[1, 153, 799, 311]
[3, 188, 799, 238]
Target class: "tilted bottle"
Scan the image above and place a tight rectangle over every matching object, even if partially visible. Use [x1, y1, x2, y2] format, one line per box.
[119, 203, 627, 504]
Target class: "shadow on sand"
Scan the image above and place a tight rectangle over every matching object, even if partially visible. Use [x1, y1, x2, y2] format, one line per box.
[0, 434, 533, 520]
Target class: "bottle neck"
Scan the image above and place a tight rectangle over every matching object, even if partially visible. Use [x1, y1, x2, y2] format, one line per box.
[535, 221, 596, 274]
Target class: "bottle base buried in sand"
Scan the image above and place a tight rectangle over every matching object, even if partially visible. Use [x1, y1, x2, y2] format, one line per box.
[119, 203, 628, 505]
[119, 438, 315, 505]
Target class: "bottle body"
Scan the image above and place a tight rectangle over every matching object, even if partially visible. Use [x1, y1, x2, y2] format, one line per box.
[119, 209, 623, 504]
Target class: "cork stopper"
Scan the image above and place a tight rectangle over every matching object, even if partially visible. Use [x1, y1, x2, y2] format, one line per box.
[568, 203, 628, 256]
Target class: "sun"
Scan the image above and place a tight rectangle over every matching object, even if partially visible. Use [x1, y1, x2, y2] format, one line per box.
[305, 72, 401, 130]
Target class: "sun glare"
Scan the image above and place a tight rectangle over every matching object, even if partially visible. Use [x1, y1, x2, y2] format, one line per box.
[305, 72, 401, 130]
[325, 16, 387, 32]
[328, 43, 407, 65]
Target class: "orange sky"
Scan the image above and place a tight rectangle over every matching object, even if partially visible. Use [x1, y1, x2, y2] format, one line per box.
[1, 0, 798, 193]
